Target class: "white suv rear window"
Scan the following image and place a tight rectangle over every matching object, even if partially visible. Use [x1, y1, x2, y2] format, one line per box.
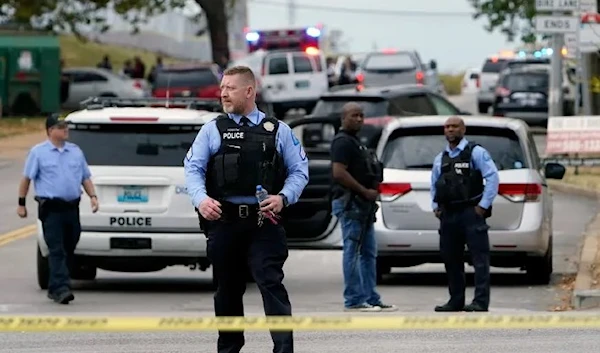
[68, 123, 200, 167]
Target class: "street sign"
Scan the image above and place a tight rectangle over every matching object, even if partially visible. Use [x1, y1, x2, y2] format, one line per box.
[535, 0, 580, 12]
[535, 15, 579, 33]
[580, 0, 598, 12]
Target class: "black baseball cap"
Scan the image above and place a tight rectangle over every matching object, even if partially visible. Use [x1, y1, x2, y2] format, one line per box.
[46, 113, 67, 129]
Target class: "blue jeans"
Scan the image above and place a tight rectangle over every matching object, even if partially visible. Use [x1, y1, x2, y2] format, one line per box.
[332, 198, 381, 308]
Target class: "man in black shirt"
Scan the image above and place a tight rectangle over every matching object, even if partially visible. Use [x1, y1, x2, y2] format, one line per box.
[330, 102, 397, 312]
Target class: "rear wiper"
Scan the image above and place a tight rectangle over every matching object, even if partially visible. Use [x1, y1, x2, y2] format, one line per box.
[404, 164, 433, 169]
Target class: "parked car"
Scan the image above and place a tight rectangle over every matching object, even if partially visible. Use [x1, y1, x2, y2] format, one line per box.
[61, 67, 150, 110]
[152, 63, 222, 100]
[300, 84, 470, 149]
[372, 115, 566, 285]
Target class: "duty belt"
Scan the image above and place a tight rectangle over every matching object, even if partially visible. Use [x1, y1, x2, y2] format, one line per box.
[220, 202, 260, 222]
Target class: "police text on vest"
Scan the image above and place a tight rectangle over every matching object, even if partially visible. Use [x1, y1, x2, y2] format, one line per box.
[223, 132, 244, 139]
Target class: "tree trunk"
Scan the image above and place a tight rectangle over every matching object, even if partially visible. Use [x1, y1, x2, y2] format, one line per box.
[196, 0, 230, 64]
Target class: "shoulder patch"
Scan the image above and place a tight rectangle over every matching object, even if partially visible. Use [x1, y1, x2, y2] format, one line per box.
[291, 130, 300, 146]
[186, 147, 193, 161]
[299, 146, 307, 160]
[482, 149, 491, 162]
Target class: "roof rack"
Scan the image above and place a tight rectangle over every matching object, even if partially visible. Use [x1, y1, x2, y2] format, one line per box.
[78, 97, 223, 112]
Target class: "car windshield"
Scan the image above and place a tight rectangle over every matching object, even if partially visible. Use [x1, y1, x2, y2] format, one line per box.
[154, 68, 218, 88]
[503, 73, 549, 92]
[68, 123, 200, 167]
[381, 126, 527, 171]
[482, 59, 509, 73]
[312, 97, 389, 117]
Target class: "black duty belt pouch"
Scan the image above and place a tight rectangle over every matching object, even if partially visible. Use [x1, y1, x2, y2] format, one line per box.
[35, 197, 80, 222]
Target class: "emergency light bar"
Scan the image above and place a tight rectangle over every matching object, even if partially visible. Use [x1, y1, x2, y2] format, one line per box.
[245, 26, 321, 53]
[79, 97, 223, 112]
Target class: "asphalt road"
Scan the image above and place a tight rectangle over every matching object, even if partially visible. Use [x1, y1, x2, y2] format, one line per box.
[0, 94, 597, 351]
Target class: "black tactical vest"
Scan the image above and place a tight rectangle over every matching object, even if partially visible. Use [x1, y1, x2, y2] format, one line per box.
[206, 115, 286, 199]
[331, 131, 383, 199]
[433, 142, 484, 207]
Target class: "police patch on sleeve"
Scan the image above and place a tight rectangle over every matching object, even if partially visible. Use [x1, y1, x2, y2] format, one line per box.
[483, 150, 491, 161]
[186, 147, 193, 161]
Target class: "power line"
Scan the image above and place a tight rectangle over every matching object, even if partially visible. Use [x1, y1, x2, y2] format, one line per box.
[250, 0, 473, 17]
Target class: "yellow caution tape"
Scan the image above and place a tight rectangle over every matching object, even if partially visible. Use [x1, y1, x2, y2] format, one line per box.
[0, 314, 600, 332]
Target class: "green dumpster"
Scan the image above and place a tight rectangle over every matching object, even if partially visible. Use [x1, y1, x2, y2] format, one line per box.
[0, 30, 61, 116]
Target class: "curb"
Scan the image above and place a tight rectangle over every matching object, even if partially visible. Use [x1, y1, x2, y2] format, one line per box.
[548, 181, 600, 309]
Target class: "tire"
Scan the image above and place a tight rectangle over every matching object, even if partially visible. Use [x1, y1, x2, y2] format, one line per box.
[526, 238, 553, 285]
[478, 103, 489, 114]
[376, 261, 391, 285]
[36, 245, 49, 290]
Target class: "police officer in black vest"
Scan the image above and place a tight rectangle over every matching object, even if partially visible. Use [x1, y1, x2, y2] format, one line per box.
[431, 116, 499, 312]
[183, 66, 309, 353]
[330, 102, 397, 312]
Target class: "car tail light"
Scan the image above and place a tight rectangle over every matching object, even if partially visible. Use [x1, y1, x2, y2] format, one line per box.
[356, 72, 364, 83]
[153, 88, 168, 98]
[363, 116, 393, 126]
[416, 71, 424, 85]
[198, 85, 221, 99]
[495, 86, 510, 97]
[498, 183, 541, 202]
[132, 80, 143, 90]
[476, 77, 480, 88]
[378, 182, 412, 201]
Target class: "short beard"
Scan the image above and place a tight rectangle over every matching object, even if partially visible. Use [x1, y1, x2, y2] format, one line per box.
[224, 103, 244, 115]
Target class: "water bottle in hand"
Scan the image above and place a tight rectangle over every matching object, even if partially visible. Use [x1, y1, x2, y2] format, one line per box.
[256, 185, 278, 224]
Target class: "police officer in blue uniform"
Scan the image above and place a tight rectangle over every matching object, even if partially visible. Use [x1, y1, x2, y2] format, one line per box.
[184, 65, 309, 353]
[17, 114, 98, 304]
[430, 116, 499, 312]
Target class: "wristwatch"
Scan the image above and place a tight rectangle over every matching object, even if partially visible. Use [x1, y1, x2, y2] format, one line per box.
[278, 193, 289, 207]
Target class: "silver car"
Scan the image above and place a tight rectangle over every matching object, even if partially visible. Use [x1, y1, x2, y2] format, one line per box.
[373, 116, 566, 285]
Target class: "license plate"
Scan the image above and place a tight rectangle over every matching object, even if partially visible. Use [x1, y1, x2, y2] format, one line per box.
[520, 99, 537, 106]
[295, 80, 310, 88]
[118, 186, 148, 203]
[110, 238, 152, 250]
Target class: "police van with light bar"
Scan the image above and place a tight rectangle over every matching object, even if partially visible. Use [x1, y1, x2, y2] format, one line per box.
[35, 97, 224, 289]
[231, 26, 329, 118]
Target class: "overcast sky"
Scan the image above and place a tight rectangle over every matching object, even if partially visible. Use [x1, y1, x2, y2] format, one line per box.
[246, 0, 517, 72]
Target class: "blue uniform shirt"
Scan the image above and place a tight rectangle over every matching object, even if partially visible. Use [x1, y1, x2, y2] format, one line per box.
[183, 106, 309, 207]
[23, 140, 92, 201]
[430, 138, 499, 211]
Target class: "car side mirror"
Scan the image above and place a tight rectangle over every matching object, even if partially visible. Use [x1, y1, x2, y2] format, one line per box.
[544, 162, 566, 180]
[429, 60, 437, 70]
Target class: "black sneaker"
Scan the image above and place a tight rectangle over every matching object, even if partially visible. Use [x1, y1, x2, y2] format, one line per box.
[372, 303, 398, 312]
[343, 303, 382, 312]
[48, 291, 74, 304]
[434, 303, 464, 312]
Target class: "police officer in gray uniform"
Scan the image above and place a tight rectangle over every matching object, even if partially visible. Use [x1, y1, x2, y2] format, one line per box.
[184, 66, 309, 353]
[17, 114, 98, 304]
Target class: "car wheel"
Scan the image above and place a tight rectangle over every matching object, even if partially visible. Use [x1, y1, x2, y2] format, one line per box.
[526, 238, 553, 285]
[477, 103, 489, 114]
[36, 245, 49, 290]
[376, 262, 391, 285]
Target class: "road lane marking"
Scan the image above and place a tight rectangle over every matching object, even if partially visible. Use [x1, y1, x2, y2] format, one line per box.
[0, 224, 36, 248]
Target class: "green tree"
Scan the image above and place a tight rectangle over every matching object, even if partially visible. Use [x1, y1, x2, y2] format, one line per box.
[468, 0, 537, 43]
[0, 0, 231, 62]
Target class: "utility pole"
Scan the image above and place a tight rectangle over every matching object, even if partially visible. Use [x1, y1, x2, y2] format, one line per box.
[534, 1, 579, 117]
[288, 0, 296, 26]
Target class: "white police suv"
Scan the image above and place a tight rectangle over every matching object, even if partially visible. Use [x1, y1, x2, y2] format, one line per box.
[36, 97, 222, 289]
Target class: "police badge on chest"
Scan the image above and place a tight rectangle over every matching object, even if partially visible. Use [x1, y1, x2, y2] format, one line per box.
[222, 127, 245, 140]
